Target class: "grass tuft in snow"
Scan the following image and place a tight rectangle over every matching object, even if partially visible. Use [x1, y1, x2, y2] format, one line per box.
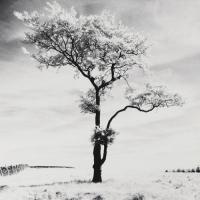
[129, 193, 145, 200]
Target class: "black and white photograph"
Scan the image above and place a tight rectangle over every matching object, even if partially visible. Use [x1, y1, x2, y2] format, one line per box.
[0, 0, 200, 199]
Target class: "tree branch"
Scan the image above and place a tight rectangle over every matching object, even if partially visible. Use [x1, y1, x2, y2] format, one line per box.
[45, 32, 99, 90]
[106, 105, 157, 130]
[98, 53, 123, 89]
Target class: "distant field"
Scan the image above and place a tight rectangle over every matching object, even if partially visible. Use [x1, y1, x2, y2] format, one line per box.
[1, 168, 200, 200]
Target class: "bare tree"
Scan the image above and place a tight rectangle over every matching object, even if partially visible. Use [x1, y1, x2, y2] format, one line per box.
[14, 2, 183, 183]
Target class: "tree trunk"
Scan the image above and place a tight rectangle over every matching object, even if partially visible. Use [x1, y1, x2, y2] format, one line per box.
[92, 142, 102, 182]
[95, 91, 100, 126]
[92, 91, 103, 183]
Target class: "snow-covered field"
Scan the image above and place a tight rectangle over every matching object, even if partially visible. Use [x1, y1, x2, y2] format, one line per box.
[1, 168, 200, 200]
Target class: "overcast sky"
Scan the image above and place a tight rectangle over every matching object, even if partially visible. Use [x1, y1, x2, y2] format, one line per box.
[0, 0, 200, 177]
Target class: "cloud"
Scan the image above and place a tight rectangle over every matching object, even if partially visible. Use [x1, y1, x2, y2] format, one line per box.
[0, 38, 22, 61]
[0, 0, 19, 21]
[1, 0, 200, 64]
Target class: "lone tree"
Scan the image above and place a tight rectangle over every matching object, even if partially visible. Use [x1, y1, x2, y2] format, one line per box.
[15, 2, 183, 183]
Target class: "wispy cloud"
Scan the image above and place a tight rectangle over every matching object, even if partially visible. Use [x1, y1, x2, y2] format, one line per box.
[1, 0, 200, 64]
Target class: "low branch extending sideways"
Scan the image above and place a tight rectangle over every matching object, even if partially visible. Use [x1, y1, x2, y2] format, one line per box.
[106, 84, 184, 130]
[106, 105, 156, 130]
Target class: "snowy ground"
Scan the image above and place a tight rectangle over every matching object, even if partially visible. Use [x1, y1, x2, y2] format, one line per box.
[1, 168, 200, 200]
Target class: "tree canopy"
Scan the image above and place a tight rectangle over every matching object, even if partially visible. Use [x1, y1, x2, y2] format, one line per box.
[14, 2, 147, 93]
